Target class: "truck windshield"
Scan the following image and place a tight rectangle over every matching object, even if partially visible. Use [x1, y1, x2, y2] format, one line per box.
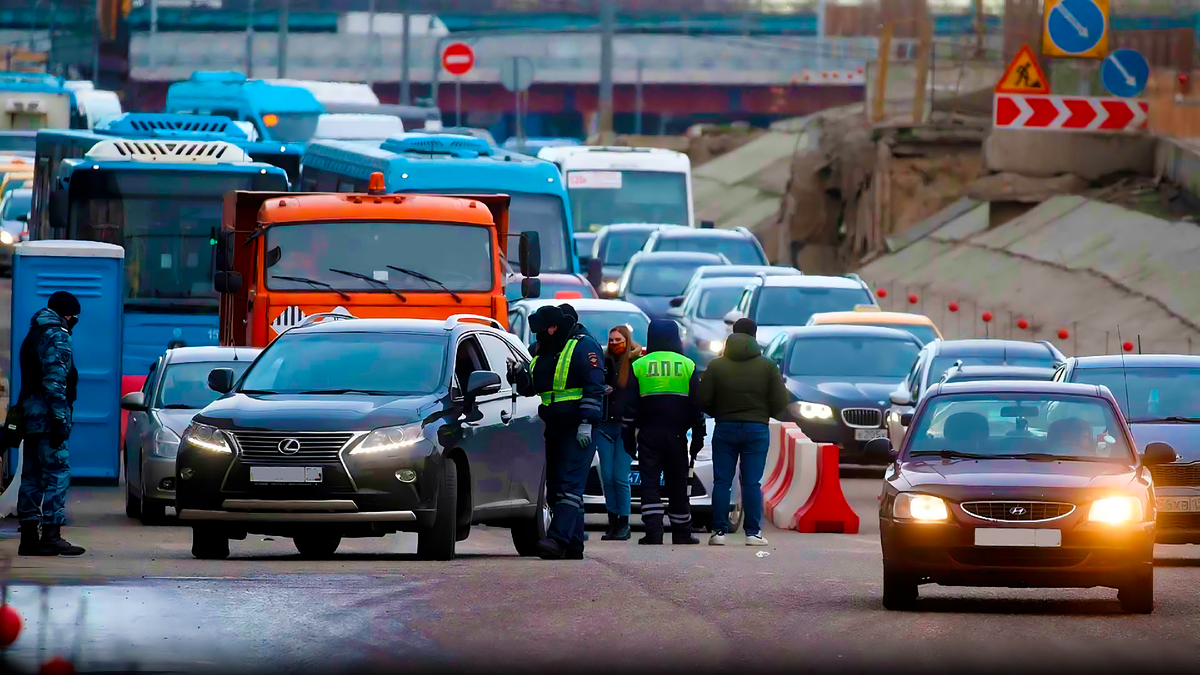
[261, 112, 320, 143]
[67, 169, 288, 307]
[265, 221, 494, 293]
[568, 171, 688, 232]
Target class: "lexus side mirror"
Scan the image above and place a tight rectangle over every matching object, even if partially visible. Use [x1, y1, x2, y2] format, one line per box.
[521, 277, 540, 299]
[519, 231, 541, 278]
[120, 392, 147, 412]
[1142, 442, 1177, 466]
[669, 296, 684, 308]
[900, 413, 913, 427]
[214, 270, 243, 294]
[466, 370, 502, 399]
[207, 368, 235, 395]
[587, 257, 603, 289]
[864, 437, 896, 461]
[889, 391, 912, 406]
[723, 310, 741, 325]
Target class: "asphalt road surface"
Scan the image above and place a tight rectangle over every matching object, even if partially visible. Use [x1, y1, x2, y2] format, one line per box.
[2, 480, 1200, 674]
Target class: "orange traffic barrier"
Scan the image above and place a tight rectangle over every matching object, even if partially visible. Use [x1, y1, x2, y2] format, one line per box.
[794, 443, 860, 534]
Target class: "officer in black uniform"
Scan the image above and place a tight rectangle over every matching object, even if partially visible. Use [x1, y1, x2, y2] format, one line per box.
[511, 305, 606, 559]
[622, 319, 705, 545]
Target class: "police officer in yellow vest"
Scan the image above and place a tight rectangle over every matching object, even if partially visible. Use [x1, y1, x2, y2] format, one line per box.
[621, 319, 706, 545]
[510, 304, 606, 559]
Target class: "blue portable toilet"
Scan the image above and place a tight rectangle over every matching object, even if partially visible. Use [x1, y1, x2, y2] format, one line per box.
[10, 241, 124, 482]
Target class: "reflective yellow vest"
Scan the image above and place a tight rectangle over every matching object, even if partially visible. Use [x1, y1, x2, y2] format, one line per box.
[529, 338, 582, 405]
[632, 351, 695, 396]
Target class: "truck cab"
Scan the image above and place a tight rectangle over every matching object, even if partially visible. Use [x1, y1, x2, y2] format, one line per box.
[216, 172, 540, 348]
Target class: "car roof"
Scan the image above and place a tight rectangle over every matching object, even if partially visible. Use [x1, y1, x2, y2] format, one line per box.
[777, 325, 924, 342]
[163, 346, 262, 364]
[946, 365, 1057, 380]
[759, 275, 865, 289]
[930, 380, 1102, 397]
[693, 276, 760, 290]
[513, 298, 645, 314]
[932, 338, 1055, 357]
[651, 227, 751, 240]
[1071, 354, 1200, 369]
[629, 251, 726, 264]
[289, 317, 469, 335]
[601, 223, 676, 233]
[810, 310, 935, 326]
[695, 264, 801, 278]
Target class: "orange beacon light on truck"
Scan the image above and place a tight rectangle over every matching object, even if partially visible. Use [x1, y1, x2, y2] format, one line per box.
[368, 171, 386, 195]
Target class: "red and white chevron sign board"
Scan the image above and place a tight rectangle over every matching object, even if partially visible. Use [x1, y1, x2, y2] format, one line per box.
[994, 93, 1148, 132]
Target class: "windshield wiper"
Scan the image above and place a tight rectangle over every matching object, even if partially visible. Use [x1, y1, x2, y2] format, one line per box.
[239, 389, 279, 395]
[161, 404, 195, 409]
[1004, 453, 1112, 462]
[298, 388, 392, 395]
[910, 449, 993, 460]
[328, 269, 407, 302]
[271, 275, 351, 300]
[1130, 416, 1200, 424]
[387, 265, 462, 303]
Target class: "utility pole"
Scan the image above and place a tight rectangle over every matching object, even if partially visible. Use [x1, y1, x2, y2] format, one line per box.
[366, 0, 375, 87]
[912, 15, 931, 124]
[973, 0, 984, 60]
[816, 0, 826, 73]
[245, 0, 255, 78]
[400, 0, 412, 105]
[598, 0, 615, 143]
[277, 0, 289, 78]
[149, 0, 157, 70]
[872, 21, 893, 123]
[634, 58, 643, 136]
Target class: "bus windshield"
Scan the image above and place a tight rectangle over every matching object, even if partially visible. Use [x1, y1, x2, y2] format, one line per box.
[67, 169, 288, 306]
[261, 112, 320, 143]
[265, 221, 494, 293]
[568, 170, 688, 232]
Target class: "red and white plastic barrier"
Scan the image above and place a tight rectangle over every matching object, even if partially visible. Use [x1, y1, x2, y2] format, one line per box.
[759, 419, 860, 534]
[772, 431, 819, 530]
[762, 422, 798, 519]
[794, 443, 860, 534]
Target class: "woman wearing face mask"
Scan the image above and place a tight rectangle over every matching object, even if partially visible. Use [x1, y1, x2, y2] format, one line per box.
[595, 325, 641, 540]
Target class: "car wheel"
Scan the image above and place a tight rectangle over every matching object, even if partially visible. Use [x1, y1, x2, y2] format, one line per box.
[417, 457, 458, 561]
[124, 467, 142, 521]
[293, 534, 342, 559]
[191, 527, 230, 560]
[882, 564, 918, 610]
[139, 496, 166, 525]
[727, 501, 744, 534]
[1118, 565, 1154, 614]
[511, 470, 548, 556]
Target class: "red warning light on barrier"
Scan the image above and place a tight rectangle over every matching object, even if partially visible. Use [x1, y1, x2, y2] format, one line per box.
[907, 293, 918, 304]
[1017, 318, 1029, 330]
[1123, 341, 1135, 352]
[1058, 329, 1070, 340]
[981, 311, 993, 323]
[0, 604, 21, 647]
[876, 288, 888, 299]
[948, 301, 959, 312]
[38, 657, 75, 675]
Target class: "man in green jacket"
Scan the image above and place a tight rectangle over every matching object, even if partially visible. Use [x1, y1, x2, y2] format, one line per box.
[699, 318, 790, 546]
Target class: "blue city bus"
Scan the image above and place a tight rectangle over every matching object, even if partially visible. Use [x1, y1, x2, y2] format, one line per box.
[301, 134, 578, 281]
[32, 137, 289, 395]
[166, 71, 324, 183]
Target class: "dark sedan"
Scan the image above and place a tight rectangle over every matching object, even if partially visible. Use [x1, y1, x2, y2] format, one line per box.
[763, 325, 923, 461]
[176, 317, 546, 561]
[871, 380, 1175, 613]
[618, 250, 727, 320]
[1057, 354, 1200, 544]
[584, 223, 670, 297]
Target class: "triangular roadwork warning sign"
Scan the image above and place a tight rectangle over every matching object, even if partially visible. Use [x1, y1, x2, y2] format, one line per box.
[995, 44, 1051, 94]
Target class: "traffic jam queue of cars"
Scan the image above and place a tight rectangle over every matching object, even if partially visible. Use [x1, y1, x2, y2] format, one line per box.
[13, 81, 1195, 614]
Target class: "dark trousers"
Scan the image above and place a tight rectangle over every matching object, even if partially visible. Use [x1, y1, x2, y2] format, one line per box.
[545, 423, 594, 552]
[637, 428, 691, 533]
[711, 421, 770, 536]
[17, 434, 70, 526]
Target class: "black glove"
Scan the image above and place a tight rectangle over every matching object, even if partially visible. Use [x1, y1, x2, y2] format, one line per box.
[690, 434, 704, 462]
[506, 360, 523, 385]
[623, 444, 638, 461]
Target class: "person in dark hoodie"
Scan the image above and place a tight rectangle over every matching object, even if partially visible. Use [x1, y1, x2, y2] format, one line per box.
[621, 318, 705, 545]
[17, 291, 85, 557]
[510, 304, 606, 559]
[699, 318, 790, 546]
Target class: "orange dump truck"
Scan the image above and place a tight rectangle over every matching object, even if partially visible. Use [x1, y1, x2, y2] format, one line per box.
[215, 173, 540, 347]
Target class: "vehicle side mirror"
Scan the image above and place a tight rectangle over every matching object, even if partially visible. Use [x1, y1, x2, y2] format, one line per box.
[519, 231, 541, 278]
[669, 296, 684, 308]
[700, 220, 715, 229]
[465, 370, 502, 400]
[48, 190, 68, 231]
[214, 270, 243, 295]
[723, 310, 742, 325]
[1142, 441, 1177, 466]
[864, 437, 896, 461]
[587, 257, 602, 289]
[900, 412, 913, 427]
[890, 391, 912, 406]
[207, 368, 235, 395]
[120, 391, 147, 412]
[15, 213, 28, 223]
[521, 277, 540, 299]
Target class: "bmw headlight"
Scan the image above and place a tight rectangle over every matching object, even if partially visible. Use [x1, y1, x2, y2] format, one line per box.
[887, 411, 901, 426]
[893, 493, 949, 521]
[704, 340, 725, 354]
[182, 423, 232, 454]
[1088, 496, 1143, 524]
[789, 400, 834, 421]
[152, 426, 182, 458]
[0, 231, 12, 245]
[351, 423, 425, 456]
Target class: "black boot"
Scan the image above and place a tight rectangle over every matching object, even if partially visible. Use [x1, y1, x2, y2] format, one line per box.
[611, 516, 631, 541]
[638, 529, 663, 545]
[672, 527, 700, 545]
[535, 537, 565, 560]
[18, 522, 47, 556]
[38, 525, 85, 556]
[600, 512, 619, 540]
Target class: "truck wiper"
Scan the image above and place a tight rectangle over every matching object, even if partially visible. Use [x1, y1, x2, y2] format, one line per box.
[328, 269, 407, 302]
[1130, 416, 1200, 424]
[1005, 453, 1110, 462]
[910, 449, 992, 459]
[387, 265, 462, 303]
[271, 275, 351, 300]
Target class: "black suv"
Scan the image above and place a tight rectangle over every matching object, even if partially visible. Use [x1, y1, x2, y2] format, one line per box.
[176, 315, 547, 561]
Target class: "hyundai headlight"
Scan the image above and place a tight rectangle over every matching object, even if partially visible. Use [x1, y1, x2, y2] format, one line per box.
[704, 340, 725, 354]
[1088, 496, 1143, 524]
[893, 493, 949, 521]
[0, 231, 13, 245]
[182, 423, 232, 454]
[789, 400, 834, 421]
[152, 426, 182, 458]
[351, 423, 425, 456]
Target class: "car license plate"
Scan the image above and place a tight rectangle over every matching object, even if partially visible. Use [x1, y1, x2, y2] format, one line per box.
[974, 528, 1061, 547]
[628, 471, 665, 487]
[1157, 496, 1200, 513]
[250, 466, 322, 484]
[855, 429, 888, 441]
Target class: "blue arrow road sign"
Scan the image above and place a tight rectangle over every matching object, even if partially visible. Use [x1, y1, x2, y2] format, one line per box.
[1047, 0, 1106, 55]
[1102, 49, 1149, 97]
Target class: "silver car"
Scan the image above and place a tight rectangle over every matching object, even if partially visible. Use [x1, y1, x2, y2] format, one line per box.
[120, 346, 260, 524]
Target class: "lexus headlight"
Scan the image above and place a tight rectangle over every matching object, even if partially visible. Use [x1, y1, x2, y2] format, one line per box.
[893, 493, 949, 521]
[351, 423, 425, 456]
[704, 340, 724, 354]
[0, 231, 12, 245]
[152, 426, 182, 458]
[602, 281, 619, 294]
[182, 423, 232, 454]
[789, 400, 834, 421]
[1088, 496, 1143, 524]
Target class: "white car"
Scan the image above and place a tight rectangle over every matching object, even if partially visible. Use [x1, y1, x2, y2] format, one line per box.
[508, 297, 650, 348]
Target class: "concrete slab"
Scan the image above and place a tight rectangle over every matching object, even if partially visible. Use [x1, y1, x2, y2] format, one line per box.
[693, 132, 801, 186]
[928, 200, 989, 243]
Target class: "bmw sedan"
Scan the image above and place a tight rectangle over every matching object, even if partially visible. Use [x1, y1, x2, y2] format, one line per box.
[872, 380, 1175, 613]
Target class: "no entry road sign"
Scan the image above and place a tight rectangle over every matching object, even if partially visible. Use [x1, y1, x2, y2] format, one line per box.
[994, 93, 1147, 132]
[442, 42, 475, 77]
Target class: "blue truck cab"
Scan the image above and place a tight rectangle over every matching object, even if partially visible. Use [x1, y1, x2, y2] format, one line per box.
[301, 133, 578, 280]
[166, 71, 324, 183]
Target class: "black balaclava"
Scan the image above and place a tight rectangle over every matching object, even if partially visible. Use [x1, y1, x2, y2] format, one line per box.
[48, 291, 81, 331]
[530, 305, 569, 354]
